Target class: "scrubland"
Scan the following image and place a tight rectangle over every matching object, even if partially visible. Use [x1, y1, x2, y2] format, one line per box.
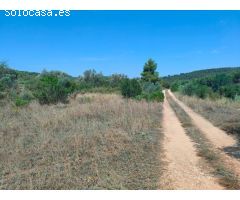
[0, 93, 163, 189]
[175, 93, 240, 142]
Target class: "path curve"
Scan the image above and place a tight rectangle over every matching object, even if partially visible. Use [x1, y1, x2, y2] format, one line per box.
[160, 92, 223, 189]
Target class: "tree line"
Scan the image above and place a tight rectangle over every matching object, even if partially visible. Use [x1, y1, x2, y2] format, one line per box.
[0, 59, 164, 106]
[166, 70, 240, 100]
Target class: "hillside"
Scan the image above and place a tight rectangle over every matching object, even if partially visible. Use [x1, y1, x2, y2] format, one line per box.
[163, 67, 240, 83]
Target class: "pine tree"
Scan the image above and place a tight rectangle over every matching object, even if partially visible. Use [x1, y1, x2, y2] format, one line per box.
[141, 59, 159, 83]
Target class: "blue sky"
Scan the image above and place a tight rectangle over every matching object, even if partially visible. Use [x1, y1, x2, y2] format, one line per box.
[0, 10, 240, 77]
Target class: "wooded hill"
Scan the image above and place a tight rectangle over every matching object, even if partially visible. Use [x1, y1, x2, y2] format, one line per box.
[163, 67, 240, 100]
[163, 67, 240, 83]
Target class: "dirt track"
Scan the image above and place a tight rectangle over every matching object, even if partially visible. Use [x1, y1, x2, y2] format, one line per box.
[160, 91, 223, 189]
[168, 90, 236, 148]
[168, 90, 240, 178]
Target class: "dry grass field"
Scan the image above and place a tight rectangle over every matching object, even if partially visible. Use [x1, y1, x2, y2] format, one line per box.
[0, 93, 163, 189]
[175, 93, 240, 143]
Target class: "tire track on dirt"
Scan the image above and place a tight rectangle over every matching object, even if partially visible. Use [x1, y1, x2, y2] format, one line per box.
[160, 91, 223, 189]
[168, 90, 240, 179]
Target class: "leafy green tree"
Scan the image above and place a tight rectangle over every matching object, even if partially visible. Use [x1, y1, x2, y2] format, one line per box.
[121, 79, 142, 98]
[141, 59, 159, 83]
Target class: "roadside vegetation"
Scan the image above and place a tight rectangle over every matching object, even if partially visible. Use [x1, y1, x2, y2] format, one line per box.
[164, 67, 240, 146]
[0, 63, 126, 106]
[121, 59, 164, 102]
[163, 67, 240, 100]
[0, 59, 164, 107]
[175, 93, 240, 145]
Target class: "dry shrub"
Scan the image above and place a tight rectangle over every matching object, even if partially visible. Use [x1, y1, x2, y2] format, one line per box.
[0, 93, 163, 189]
[175, 93, 240, 142]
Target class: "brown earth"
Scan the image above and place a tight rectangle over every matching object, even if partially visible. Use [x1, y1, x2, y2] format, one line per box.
[160, 91, 223, 189]
[168, 90, 240, 180]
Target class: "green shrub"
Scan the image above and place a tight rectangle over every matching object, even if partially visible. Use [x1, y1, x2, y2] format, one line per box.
[135, 82, 164, 102]
[142, 82, 161, 93]
[20, 90, 34, 101]
[233, 72, 240, 84]
[220, 85, 240, 99]
[0, 92, 6, 99]
[136, 91, 164, 102]
[181, 83, 195, 96]
[148, 91, 164, 102]
[211, 74, 232, 92]
[194, 85, 212, 99]
[181, 83, 212, 99]
[161, 80, 170, 89]
[170, 82, 179, 92]
[0, 75, 15, 91]
[121, 79, 142, 98]
[33, 73, 76, 104]
[15, 96, 30, 107]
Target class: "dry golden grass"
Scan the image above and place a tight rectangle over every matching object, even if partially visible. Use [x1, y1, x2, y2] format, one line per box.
[0, 93, 163, 189]
[175, 93, 240, 143]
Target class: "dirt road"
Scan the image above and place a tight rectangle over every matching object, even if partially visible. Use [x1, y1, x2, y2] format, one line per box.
[167, 90, 240, 182]
[160, 91, 223, 189]
[168, 90, 236, 148]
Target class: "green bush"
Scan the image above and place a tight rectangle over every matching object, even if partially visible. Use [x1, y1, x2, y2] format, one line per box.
[233, 72, 240, 83]
[194, 85, 212, 99]
[121, 79, 142, 98]
[148, 91, 164, 102]
[136, 91, 164, 102]
[33, 73, 76, 104]
[20, 90, 34, 101]
[0, 92, 6, 99]
[170, 82, 179, 92]
[220, 84, 240, 99]
[142, 82, 161, 93]
[181, 83, 195, 96]
[135, 82, 164, 102]
[181, 83, 212, 99]
[0, 75, 16, 91]
[15, 96, 30, 107]
[162, 81, 170, 89]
